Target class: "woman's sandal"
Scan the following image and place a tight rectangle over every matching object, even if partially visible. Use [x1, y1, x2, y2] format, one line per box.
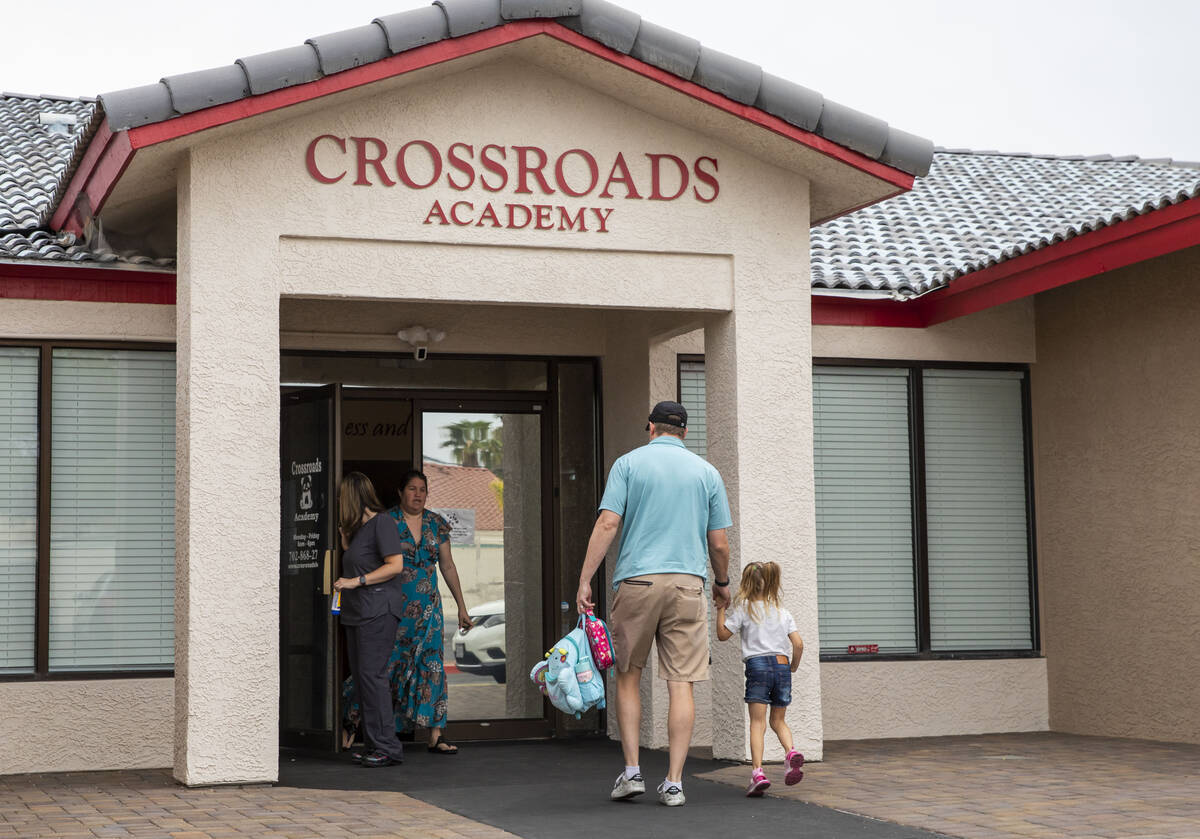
[427, 739, 458, 755]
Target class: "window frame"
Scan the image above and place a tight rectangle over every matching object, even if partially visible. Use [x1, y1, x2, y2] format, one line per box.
[0, 339, 176, 682]
[815, 357, 1041, 662]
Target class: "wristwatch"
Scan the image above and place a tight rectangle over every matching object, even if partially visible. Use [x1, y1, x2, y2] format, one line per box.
[358, 575, 367, 588]
[714, 579, 730, 587]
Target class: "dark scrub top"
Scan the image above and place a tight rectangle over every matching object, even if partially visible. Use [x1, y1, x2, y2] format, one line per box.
[339, 513, 405, 626]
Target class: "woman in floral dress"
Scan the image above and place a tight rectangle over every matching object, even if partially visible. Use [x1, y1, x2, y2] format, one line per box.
[343, 469, 474, 754]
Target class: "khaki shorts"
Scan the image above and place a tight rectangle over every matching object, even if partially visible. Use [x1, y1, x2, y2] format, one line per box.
[610, 573, 709, 682]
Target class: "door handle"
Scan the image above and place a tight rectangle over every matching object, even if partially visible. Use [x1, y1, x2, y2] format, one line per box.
[322, 549, 332, 595]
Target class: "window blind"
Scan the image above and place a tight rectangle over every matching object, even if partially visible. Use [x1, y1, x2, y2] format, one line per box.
[48, 348, 176, 671]
[814, 367, 917, 653]
[678, 359, 707, 458]
[0, 348, 39, 673]
[924, 369, 1032, 651]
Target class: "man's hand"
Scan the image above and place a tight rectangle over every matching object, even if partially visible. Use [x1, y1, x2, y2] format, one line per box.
[576, 579, 594, 615]
[712, 583, 731, 610]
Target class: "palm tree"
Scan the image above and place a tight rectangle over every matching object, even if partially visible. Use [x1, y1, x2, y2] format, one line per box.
[443, 419, 502, 471]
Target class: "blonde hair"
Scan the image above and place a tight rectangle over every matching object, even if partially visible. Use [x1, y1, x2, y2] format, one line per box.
[733, 561, 783, 622]
[339, 471, 384, 543]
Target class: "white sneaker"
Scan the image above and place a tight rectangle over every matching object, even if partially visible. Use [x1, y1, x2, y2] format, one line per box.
[611, 772, 645, 800]
[657, 781, 686, 807]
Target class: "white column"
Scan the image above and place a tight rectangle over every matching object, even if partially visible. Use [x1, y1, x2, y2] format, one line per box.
[174, 152, 281, 785]
[599, 314, 672, 748]
[705, 264, 823, 763]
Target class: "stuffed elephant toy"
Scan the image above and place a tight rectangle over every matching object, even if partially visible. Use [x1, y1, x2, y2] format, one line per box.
[540, 626, 606, 719]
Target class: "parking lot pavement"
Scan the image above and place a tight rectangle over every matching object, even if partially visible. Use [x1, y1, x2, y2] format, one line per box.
[697, 731, 1200, 839]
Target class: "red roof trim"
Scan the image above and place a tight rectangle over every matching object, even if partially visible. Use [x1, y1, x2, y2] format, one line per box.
[0, 262, 175, 304]
[813, 197, 1200, 328]
[811, 295, 924, 328]
[54, 20, 913, 235]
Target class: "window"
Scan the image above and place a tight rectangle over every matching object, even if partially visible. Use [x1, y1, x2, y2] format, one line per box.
[0, 348, 39, 674]
[814, 367, 917, 652]
[677, 356, 707, 457]
[678, 357, 1037, 658]
[0, 344, 176, 677]
[814, 362, 1036, 657]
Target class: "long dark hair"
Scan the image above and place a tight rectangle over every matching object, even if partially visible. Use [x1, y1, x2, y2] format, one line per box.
[339, 471, 384, 542]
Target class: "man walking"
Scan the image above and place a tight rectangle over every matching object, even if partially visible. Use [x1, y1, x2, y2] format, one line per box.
[576, 400, 732, 807]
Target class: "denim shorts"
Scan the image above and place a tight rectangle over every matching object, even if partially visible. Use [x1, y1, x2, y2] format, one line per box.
[744, 655, 792, 707]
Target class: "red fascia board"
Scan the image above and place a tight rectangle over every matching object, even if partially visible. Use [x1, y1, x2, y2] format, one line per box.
[55, 20, 913, 235]
[811, 295, 924, 327]
[918, 196, 1200, 325]
[811, 197, 1200, 328]
[52, 128, 135, 237]
[0, 263, 176, 304]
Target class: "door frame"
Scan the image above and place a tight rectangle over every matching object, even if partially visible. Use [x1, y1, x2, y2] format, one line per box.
[340, 388, 558, 742]
[279, 383, 342, 752]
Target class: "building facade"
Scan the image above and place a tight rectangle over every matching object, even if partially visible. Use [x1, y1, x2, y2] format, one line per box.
[4, 0, 1199, 787]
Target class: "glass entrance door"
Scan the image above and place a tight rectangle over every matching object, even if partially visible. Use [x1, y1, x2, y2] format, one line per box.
[419, 404, 551, 740]
[279, 384, 340, 751]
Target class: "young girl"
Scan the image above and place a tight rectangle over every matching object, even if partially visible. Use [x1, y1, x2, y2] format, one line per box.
[716, 560, 805, 797]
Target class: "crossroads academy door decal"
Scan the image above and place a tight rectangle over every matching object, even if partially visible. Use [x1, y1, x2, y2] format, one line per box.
[304, 135, 719, 234]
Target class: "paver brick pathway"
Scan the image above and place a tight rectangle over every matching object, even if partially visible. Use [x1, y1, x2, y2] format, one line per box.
[699, 732, 1200, 839]
[0, 767, 517, 839]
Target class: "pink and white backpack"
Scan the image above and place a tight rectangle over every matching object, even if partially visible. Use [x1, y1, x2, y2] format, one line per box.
[581, 610, 614, 671]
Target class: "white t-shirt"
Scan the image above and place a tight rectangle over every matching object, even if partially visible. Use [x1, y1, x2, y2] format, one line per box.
[725, 602, 798, 661]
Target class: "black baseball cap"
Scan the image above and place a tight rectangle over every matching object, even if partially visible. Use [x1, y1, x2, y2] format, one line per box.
[646, 400, 687, 430]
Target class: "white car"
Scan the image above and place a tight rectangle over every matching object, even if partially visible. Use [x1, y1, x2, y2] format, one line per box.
[454, 599, 505, 683]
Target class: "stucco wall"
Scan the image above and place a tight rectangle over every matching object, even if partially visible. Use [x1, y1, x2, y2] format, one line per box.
[0, 679, 173, 774]
[173, 46, 821, 780]
[1034, 248, 1200, 745]
[821, 660, 1048, 739]
[0, 299, 174, 341]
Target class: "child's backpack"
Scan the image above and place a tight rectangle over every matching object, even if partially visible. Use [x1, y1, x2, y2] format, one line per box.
[529, 624, 606, 718]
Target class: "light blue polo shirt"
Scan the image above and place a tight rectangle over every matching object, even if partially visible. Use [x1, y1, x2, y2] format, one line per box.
[599, 435, 733, 587]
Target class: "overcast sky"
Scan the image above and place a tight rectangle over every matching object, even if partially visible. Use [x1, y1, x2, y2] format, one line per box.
[3, 0, 1199, 162]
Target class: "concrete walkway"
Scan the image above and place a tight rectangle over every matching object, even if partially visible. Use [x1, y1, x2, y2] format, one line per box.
[4, 732, 1199, 838]
[699, 732, 1200, 839]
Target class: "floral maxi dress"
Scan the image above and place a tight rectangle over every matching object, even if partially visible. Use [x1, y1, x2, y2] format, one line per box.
[342, 508, 452, 737]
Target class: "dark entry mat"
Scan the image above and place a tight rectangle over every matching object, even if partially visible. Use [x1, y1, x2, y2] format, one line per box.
[279, 738, 951, 839]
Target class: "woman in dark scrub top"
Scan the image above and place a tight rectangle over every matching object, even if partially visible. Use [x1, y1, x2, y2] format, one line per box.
[332, 471, 407, 767]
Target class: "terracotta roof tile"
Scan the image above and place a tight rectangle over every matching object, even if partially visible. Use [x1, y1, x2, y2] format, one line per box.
[424, 460, 504, 530]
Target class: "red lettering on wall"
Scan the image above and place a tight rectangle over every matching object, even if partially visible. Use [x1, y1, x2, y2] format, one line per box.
[480, 144, 508, 192]
[476, 203, 501, 227]
[450, 201, 474, 226]
[424, 200, 450, 225]
[646, 153, 689, 201]
[693, 156, 720, 203]
[533, 204, 554, 230]
[507, 203, 532, 229]
[558, 206, 587, 232]
[446, 142, 476, 190]
[554, 149, 599, 198]
[591, 207, 614, 233]
[350, 136, 395, 187]
[305, 134, 347, 184]
[599, 153, 642, 199]
[395, 140, 442, 189]
[514, 146, 554, 195]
